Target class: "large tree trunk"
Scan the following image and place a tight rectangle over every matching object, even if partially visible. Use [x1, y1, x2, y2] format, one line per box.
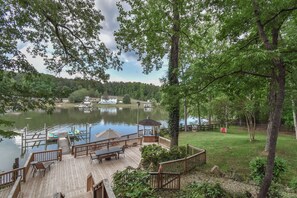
[258, 60, 285, 198]
[184, 98, 188, 132]
[265, 81, 277, 151]
[252, 1, 287, 196]
[197, 101, 201, 126]
[292, 99, 297, 139]
[168, 0, 180, 147]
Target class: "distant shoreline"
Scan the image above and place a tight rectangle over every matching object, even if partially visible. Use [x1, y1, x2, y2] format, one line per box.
[55, 101, 151, 109]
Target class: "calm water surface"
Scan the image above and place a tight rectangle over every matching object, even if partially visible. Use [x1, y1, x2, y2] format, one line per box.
[0, 107, 168, 171]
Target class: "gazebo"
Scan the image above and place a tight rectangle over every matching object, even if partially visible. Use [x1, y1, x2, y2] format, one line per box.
[138, 117, 161, 142]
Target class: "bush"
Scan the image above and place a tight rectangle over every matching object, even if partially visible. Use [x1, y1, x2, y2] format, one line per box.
[179, 182, 229, 198]
[267, 183, 282, 198]
[113, 167, 155, 198]
[140, 145, 188, 171]
[123, 94, 131, 104]
[68, 88, 89, 103]
[289, 177, 297, 192]
[249, 157, 287, 185]
[159, 128, 169, 137]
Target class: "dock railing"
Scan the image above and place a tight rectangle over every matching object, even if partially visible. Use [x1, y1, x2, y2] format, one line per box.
[0, 149, 62, 187]
[72, 135, 142, 158]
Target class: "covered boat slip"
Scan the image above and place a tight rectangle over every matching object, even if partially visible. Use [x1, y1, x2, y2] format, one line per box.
[21, 146, 142, 198]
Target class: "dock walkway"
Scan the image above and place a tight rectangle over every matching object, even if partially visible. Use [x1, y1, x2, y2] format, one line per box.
[21, 146, 142, 198]
[58, 137, 71, 154]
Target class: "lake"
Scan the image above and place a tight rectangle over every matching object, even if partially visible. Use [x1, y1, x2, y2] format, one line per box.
[0, 107, 168, 172]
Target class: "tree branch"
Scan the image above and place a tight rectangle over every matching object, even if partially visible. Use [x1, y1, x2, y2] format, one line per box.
[198, 69, 271, 92]
[263, 7, 297, 27]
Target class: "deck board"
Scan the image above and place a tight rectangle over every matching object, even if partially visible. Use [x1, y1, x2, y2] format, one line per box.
[21, 146, 142, 198]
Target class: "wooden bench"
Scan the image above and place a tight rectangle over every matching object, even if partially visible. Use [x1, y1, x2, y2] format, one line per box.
[98, 153, 118, 163]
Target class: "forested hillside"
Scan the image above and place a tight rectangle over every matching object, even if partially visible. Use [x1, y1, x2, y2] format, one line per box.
[15, 73, 161, 102]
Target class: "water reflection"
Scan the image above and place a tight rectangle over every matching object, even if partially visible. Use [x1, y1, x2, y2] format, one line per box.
[0, 107, 167, 171]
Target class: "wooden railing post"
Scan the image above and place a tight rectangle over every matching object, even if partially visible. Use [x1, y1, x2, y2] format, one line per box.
[59, 149, 62, 161]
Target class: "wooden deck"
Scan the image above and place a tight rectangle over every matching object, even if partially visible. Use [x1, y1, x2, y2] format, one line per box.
[21, 146, 142, 198]
[0, 186, 11, 198]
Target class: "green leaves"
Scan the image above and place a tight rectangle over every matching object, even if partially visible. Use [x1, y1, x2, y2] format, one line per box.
[113, 167, 155, 198]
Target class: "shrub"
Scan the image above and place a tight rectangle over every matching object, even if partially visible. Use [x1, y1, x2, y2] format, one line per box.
[267, 183, 282, 198]
[68, 88, 89, 103]
[289, 177, 297, 192]
[179, 182, 229, 198]
[159, 128, 169, 137]
[140, 144, 188, 171]
[113, 167, 155, 198]
[123, 94, 131, 104]
[249, 157, 287, 185]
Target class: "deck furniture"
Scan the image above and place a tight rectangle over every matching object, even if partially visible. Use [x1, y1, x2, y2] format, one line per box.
[33, 161, 54, 177]
[89, 152, 98, 163]
[118, 146, 125, 158]
[95, 147, 122, 163]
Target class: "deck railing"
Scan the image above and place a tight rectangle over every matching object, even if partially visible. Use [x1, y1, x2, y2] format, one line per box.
[158, 136, 171, 149]
[0, 149, 62, 187]
[73, 136, 142, 158]
[33, 149, 63, 162]
[0, 168, 25, 187]
[87, 174, 116, 198]
[149, 172, 180, 190]
[93, 179, 116, 198]
[159, 144, 206, 174]
[7, 176, 22, 198]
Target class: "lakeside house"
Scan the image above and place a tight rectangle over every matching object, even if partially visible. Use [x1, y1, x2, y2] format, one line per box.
[98, 96, 117, 104]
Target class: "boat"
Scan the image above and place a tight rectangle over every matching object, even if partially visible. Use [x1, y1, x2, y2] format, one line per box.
[47, 129, 81, 141]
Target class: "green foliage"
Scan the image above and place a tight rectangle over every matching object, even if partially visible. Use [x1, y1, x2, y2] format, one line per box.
[289, 178, 297, 192]
[178, 182, 229, 198]
[68, 89, 90, 103]
[113, 167, 155, 198]
[249, 157, 287, 185]
[159, 128, 169, 137]
[267, 183, 282, 198]
[140, 144, 187, 170]
[123, 94, 131, 104]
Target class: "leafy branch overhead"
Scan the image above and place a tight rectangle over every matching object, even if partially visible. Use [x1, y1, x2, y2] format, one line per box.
[2, 0, 122, 81]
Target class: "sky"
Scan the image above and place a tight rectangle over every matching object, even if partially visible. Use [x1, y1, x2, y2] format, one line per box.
[21, 0, 167, 86]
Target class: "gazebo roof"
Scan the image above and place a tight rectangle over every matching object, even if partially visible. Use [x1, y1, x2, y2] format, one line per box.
[138, 118, 161, 126]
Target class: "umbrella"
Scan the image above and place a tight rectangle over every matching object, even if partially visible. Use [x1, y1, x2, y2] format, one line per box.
[95, 128, 122, 140]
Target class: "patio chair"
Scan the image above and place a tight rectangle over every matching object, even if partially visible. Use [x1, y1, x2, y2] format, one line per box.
[89, 151, 98, 163]
[33, 161, 54, 177]
[119, 146, 125, 158]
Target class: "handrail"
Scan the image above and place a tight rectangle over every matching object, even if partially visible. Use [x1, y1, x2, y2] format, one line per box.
[7, 176, 22, 198]
[158, 136, 171, 149]
[73, 137, 142, 158]
[72, 133, 138, 153]
[158, 144, 206, 174]
[0, 168, 25, 187]
[149, 172, 180, 190]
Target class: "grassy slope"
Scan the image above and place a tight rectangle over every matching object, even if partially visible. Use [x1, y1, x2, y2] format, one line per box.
[178, 126, 297, 183]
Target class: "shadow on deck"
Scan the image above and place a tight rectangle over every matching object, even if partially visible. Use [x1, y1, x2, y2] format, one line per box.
[21, 146, 142, 198]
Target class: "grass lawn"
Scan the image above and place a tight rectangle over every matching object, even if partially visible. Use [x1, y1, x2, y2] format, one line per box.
[178, 126, 297, 184]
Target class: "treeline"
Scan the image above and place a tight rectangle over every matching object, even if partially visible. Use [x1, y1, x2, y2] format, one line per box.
[18, 73, 161, 102]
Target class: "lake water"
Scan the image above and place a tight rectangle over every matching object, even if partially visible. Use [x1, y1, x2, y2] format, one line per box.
[0, 107, 168, 172]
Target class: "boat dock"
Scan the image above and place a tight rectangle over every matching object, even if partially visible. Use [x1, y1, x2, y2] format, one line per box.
[20, 124, 91, 155]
